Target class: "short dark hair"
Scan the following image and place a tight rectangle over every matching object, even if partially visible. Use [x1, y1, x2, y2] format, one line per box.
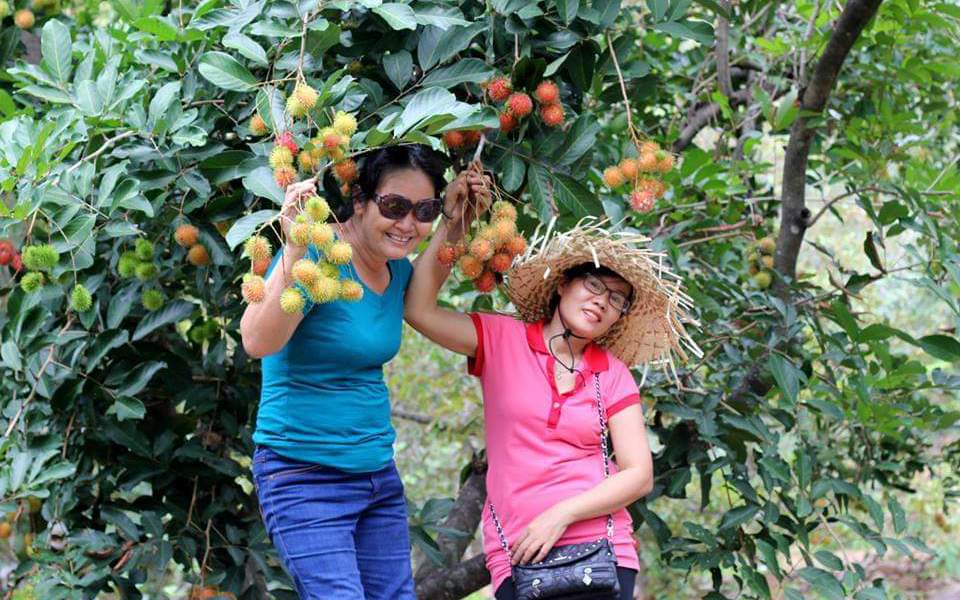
[331, 144, 449, 221]
[547, 262, 632, 315]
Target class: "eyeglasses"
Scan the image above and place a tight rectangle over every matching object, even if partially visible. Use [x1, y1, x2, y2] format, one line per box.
[581, 273, 632, 313]
[373, 193, 444, 223]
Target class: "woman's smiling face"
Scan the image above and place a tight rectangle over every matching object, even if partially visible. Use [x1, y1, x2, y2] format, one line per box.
[555, 272, 632, 339]
[352, 168, 437, 260]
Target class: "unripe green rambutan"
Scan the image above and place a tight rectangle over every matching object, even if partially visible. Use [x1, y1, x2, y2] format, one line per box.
[333, 111, 358, 136]
[280, 287, 306, 314]
[21, 244, 59, 272]
[70, 284, 93, 312]
[289, 216, 312, 247]
[135, 262, 158, 280]
[20, 272, 44, 293]
[340, 279, 363, 302]
[142, 289, 164, 311]
[118, 251, 139, 278]
[305, 196, 331, 222]
[326, 241, 352, 265]
[308, 276, 340, 304]
[292, 259, 321, 286]
[269, 146, 294, 169]
[244, 235, 272, 262]
[311, 222, 334, 248]
[135, 238, 154, 260]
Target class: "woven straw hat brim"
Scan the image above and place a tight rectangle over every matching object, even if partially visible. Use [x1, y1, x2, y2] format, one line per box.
[505, 224, 700, 371]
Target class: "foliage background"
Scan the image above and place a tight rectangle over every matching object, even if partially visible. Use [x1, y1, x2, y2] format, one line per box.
[0, 0, 958, 598]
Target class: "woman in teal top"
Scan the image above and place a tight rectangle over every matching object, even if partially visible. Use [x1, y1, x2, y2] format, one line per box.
[240, 145, 488, 599]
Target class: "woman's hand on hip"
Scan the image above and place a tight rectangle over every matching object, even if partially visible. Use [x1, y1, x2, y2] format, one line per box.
[511, 502, 575, 566]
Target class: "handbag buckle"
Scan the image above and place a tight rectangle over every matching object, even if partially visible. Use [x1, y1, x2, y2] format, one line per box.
[583, 566, 592, 586]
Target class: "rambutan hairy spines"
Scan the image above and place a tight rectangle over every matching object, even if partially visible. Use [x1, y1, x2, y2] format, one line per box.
[289, 218, 312, 247]
[21, 244, 59, 272]
[506, 235, 527, 256]
[540, 103, 565, 127]
[469, 238, 494, 262]
[280, 287, 306, 314]
[492, 201, 517, 222]
[305, 196, 331, 222]
[245, 236, 272, 262]
[443, 131, 466, 149]
[333, 111, 358, 136]
[326, 241, 352, 265]
[308, 276, 340, 304]
[252, 257, 270, 277]
[333, 160, 358, 184]
[241, 275, 266, 303]
[507, 93, 533, 118]
[437, 244, 457, 267]
[294, 83, 318, 110]
[473, 270, 497, 293]
[499, 112, 518, 133]
[250, 114, 269, 136]
[142, 289, 165, 311]
[269, 146, 294, 169]
[630, 190, 656, 213]
[486, 76, 512, 102]
[458, 255, 483, 279]
[187, 244, 210, 266]
[489, 252, 512, 273]
[274, 166, 297, 189]
[619, 158, 639, 180]
[603, 166, 625, 188]
[276, 131, 299, 155]
[340, 279, 363, 302]
[20, 272, 44, 293]
[292, 259, 321, 286]
[174, 224, 200, 248]
[311, 222, 334, 249]
[534, 80, 560, 104]
[70, 284, 93, 312]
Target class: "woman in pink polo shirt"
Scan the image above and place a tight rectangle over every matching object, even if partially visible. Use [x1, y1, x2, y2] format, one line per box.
[406, 220, 696, 599]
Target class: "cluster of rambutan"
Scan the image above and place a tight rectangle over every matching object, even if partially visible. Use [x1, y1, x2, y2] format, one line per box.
[116, 238, 168, 310]
[240, 195, 363, 313]
[172, 223, 210, 268]
[746, 236, 776, 289]
[437, 200, 526, 293]
[485, 76, 566, 133]
[0, 239, 22, 274]
[602, 140, 675, 214]
[442, 129, 483, 152]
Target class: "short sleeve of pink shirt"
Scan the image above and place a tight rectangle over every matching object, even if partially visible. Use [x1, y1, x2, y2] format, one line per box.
[467, 312, 642, 593]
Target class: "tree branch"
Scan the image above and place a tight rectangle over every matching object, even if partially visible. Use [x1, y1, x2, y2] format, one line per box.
[775, 0, 884, 288]
[415, 554, 490, 600]
[415, 455, 488, 582]
[672, 89, 752, 153]
[716, 1, 734, 97]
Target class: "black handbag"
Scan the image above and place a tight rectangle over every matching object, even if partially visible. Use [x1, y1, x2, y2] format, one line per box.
[489, 374, 620, 600]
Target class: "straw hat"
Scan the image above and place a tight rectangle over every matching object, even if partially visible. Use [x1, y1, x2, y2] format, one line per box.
[505, 220, 701, 376]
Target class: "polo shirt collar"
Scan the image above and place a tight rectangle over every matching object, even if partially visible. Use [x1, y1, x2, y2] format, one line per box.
[525, 320, 609, 373]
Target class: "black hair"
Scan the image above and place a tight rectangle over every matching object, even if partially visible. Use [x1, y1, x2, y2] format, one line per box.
[547, 262, 633, 316]
[329, 144, 449, 221]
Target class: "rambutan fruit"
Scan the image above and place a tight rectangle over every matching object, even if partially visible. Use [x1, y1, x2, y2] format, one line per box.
[507, 92, 533, 118]
[630, 190, 655, 213]
[308, 276, 340, 304]
[292, 259, 321, 286]
[486, 76, 512, 102]
[70, 284, 93, 312]
[326, 241, 352, 265]
[293, 83, 318, 110]
[333, 159, 358, 183]
[340, 279, 364, 302]
[21, 244, 59, 271]
[252, 257, 270, 276]
[506, 235, 527, 256]
[135, 262, 158, 280]
[458, 255, 483, 279]
[499, 112, 518, 133]
[655, 151, 675, 173]
[174, 224, 200, 248]
[334, 111, 358, 136]
[274, 166, 297, 188]
[473, 270, 497, 293]
[540, 103, 564, 127]
[269, 145, 294, 169]
[437, 244, 457, 267]
[250, 114, 269, 136]
[289, 216, 312, 247]
[142, 289, 165, 311]
[118, 251, 139, 278]
[187, 244, 210, 266]
[135, 238, 154, 261]
[443, 131, 466, 149]
[280, 287, 306, 314]
[20, 272, 43, 293]
[492, 201, 517, 222]
[469, 238, 494, 262]
[489, 252, 512, 273]
[534, 80, 560, 104]
[311, 222, 334, 248]
[637, 152, 658, 172]
[603, 166, 625, 188]
[286, 94, 307, 118]
[619, 158, 639, 180]
[305, 196, 331, 222]
[276, 131, 298, 155]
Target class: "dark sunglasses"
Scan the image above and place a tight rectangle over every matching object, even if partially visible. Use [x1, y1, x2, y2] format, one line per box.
[373, 194, 444, 223]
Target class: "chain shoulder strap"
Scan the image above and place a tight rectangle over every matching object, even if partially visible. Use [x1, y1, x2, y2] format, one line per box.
[488, 373, 616, 557]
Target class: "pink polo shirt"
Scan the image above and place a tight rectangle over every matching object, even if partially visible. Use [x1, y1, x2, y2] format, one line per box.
[468, 312, 642, 592]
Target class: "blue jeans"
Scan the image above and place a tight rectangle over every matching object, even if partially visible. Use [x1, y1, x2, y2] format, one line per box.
[252, 446, 415, 599]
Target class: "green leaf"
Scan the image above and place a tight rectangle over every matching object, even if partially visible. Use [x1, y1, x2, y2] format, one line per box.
[552, 0, 580, 23]
[223, 31, 268, 66]
[198, 51, 258, 91]
[131, 300, 194, 341]
[148, 81, 181, 130]
[554, 116, 601, 166]
[30, 462, 76, 486]
[553, 174, 602, 218]
[74, 80, 103, 116]
[719, 504, 759, 531]
[256, 86, 286, 133]
[41, 19, 72, 84]
[862, 495, 884, 531]
[394, 87, 459, 136]
[768, 354, 803, 405]
[916, 334, 960, 362]
[383, 50, 414, 90]
[20, 85, 72, 104]
[413, 7, 470, 29]
[500, 153, 526, 192]
[107, 285, 138, 329]
[422, 58, 494, 88]
[133, 16, 179, 41]
[863, 231, 885, 272]
[243, 166, 284, 205]
[887, 498, 906, 534]
[526, 163, 556, 224]
[564, 41, 597, 92]
[87, 330, 129, 371]
[373, 3, 418, 30]
[225, 210, 278, 250]
[417, 23, 484, 71]
[797, 567, 844, 600]
[108, 396, 147, 421]
[814, 550, 844, 571]
[110, 361, 166, 397]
